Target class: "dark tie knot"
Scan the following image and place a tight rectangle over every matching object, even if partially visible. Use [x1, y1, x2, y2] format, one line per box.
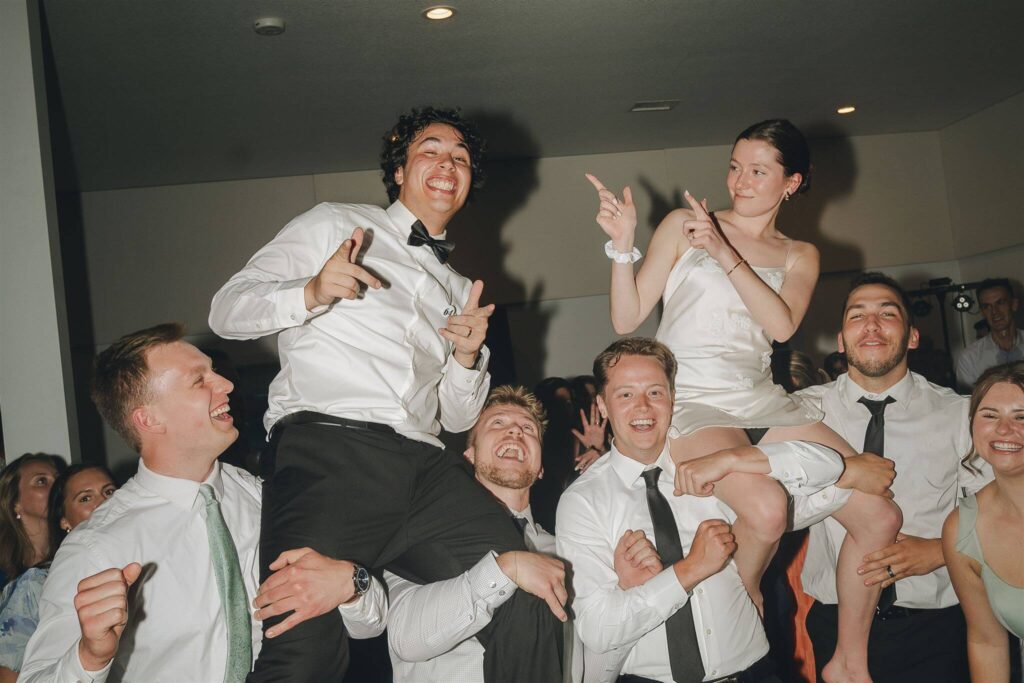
[858, 396, 895, 416]
[641, 467, 662, 489]
[407, 220, 455, 264]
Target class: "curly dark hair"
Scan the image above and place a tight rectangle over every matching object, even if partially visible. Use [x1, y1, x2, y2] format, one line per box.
[380, 107, 487, 203]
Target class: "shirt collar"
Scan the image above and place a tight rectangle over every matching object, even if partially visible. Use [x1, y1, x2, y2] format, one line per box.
[510, 504, 535, 526]
[840, 369, 915, 413]
[608, 440, 675, 489]
[386, 200, 448, 240]
[134, 459, 225, 511]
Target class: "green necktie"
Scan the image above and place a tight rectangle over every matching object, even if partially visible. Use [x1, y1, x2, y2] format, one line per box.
[200, 484, 252, 682]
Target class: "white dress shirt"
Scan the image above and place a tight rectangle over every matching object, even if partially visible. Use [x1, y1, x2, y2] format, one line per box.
[956, 329, 1024, 389]
[20, 460, 386, 683]
[385, 505, 572, 683]
[209, 200, 491, 445]
[556, 440, 843, 683]
[795, 371, 993, 609]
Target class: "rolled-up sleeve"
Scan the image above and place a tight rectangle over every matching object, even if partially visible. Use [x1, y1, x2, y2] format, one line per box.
[761, 441, 844, 496]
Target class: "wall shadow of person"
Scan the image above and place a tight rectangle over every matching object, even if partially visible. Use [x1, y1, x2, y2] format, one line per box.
[445, 111, 545, 389]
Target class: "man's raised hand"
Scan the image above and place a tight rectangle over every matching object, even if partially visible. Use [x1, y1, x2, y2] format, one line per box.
[303, 227, 383, 311]
[76, 563, 142, 671]
[836, 452, 897, 498]
[585, 173, 637, 250]
[441, 279, 495, 368]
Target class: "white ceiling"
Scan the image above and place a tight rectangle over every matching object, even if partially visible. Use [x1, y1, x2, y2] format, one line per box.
[40, 0, 1024, 192]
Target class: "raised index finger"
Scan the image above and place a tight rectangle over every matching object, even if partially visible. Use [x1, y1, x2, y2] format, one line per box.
[464, 279, 484, 311]
[584, 173, 608, 193]
[348, 227, 365, 263]
[683, 190, 712, 220]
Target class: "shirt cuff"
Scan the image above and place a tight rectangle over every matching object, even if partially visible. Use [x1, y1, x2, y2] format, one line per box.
[445, 344, 491, 389]
[791, 484, 852, 530]
[468, 551, 517, 606]
[72, 642, 113, 683]
[761, 441, 843, 495]
[641, 566, 690, 620]
[279, 277, 326, 325]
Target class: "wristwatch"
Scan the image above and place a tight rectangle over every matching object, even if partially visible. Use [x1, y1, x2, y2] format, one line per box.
[352, 564, 371, 597]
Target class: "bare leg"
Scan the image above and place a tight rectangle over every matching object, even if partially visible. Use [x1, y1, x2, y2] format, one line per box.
[763, 422, 902, 683]
[670, 427, 788, 616]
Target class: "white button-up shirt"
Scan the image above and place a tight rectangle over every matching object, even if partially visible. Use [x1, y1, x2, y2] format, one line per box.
[955, 329, 1024, 389]
[556, 440, 843, 682]
[795, 371, 992, 609]
[385, 505, 573, 682]
[20, 460, 386, 683]
[209, 200, 491, 445]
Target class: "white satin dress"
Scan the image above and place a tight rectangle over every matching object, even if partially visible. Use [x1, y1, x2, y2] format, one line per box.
[655, 247, 823, 438]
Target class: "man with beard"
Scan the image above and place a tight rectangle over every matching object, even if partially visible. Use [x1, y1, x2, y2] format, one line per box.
[796, 272, 993, 682]
[372, 385, 658, 682]
[956, 278, 1023, 389]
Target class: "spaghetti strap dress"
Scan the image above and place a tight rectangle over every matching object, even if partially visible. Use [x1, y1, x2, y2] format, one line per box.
[955, 494, 1024, 638]
[655, 246, 823, 438]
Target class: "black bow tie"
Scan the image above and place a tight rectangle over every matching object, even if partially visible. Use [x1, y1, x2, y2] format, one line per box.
[407, 220, 455, 264]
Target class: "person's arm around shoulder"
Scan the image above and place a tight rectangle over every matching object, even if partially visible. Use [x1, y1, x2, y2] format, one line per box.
[941, 509, 1010, 682]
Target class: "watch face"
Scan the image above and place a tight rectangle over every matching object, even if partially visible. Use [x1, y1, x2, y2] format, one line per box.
[354, 566, 371, 594]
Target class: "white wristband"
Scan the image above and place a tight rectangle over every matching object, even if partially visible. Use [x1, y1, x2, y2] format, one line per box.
[604, 240, 642, 264]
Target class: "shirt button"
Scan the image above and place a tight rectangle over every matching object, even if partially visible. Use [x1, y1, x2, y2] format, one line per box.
[696, 587, 704, 595]
[488, 581, 497, 589]
[711, 670, 718, 676]
[705, 628, 712, 636]
[499, 590, 506, 596]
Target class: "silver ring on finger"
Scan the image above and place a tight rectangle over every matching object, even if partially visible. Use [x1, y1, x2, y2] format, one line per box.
[885, 565, 895, 579]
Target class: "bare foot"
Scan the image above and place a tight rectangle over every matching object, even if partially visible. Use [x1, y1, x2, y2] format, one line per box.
[822, 656, 872, 683]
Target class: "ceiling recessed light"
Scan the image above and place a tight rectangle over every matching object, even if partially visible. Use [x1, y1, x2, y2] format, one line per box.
[836, 105, 856, 115]
[423, 6, 455, 20]
[630, 100, 680, 113]
[253, 17, 286, 36]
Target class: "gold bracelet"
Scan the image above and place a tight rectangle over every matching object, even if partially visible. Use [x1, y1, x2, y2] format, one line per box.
[726, 259, 747, 276]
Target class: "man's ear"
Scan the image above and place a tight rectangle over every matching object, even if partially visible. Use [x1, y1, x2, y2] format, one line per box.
[131, 405, 165, 437]
[394, 167, 404, 187]
[596, 395, 608, 420]
[463, 444, 476, 466]
[908, 325, 921, 351]
[836, 332, 846, 354]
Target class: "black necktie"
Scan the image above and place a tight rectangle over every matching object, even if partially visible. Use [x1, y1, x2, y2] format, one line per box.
[858, 396, 898, 613]
[512, 515, 529, 538]
[642, 467, 705, 682]
[407, 220, 455, 264]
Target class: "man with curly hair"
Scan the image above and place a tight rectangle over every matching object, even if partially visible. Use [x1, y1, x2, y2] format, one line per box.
[210, 108, 565, 681]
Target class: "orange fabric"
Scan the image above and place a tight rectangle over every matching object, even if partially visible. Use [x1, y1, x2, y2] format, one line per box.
[785, 532, 817, 682]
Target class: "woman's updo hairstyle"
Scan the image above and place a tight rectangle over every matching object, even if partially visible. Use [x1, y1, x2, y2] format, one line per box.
[735, 119, 811, 195]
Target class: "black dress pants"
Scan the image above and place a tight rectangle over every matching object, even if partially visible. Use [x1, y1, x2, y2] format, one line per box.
[806, 600, 969, 683]
[248, 421, 564, 683]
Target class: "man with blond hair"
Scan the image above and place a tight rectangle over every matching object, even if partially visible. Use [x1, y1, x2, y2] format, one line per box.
[21, 324, 384, 682]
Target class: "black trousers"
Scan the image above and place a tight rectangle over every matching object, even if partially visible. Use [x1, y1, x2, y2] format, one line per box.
[248, 421, 563, 683]
[806, 600, 970, 683]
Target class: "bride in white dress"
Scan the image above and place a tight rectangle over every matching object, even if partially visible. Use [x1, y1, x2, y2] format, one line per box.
[587, 120, 901, 683]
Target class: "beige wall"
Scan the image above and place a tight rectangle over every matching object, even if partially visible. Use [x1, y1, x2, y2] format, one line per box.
[941, 91, 1024, 259]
